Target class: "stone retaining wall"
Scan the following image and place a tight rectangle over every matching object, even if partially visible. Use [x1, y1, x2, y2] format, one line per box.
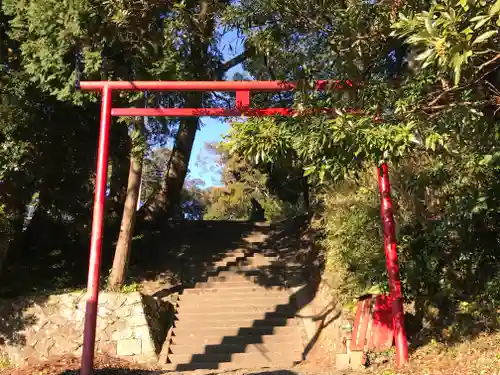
[0, 291, 170, 367]
[294, 278, 355, 367]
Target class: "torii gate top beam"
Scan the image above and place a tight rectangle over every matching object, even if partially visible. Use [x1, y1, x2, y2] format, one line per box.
[79, 80, 357, 118]
[78, 80, 353, 92]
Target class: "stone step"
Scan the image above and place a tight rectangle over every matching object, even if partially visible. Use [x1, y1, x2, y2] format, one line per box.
[222, 250, 276, 257]
[203, 274, 264, 283]
[176, 297, 292, 311]
[212, 260, 274, 269]
[168, 351, 302, 366]
[165, 359, 298, 371]
[178, 289, 290, 301]
[214, 270, 276, 278]
[193, 281, 285, 289]
[209, 252, 246, 263]
[200, 266, 264, 277]
[166, 241, 303, 370]
[170, 331, 300, 346]
[168, 340, 303, 355]
[182, 286, 284, 295]
[174, 317, 296, 329]
[230, 256, 280, 264]
[174, 311, 297, 326]
[172, 325, 299, 338]
[176, 303, 295, 315]
[203, 275, 290, 286]
[222, 251, 246, 258]
[213, 252, 277, 261]
[177, 295, 291, 306]
[212, 256, 241, 266]
[207, 256, 281, 268]
[174, 308, 296, 320]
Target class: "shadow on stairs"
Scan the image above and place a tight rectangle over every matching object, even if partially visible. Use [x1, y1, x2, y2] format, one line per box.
[160, 251, 318, 371]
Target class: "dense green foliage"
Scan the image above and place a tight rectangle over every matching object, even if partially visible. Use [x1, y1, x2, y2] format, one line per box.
[203, 142, 300, 221]
[0, 0, 248, 287]
[0, 70, 100, 261]
[140, 147, 210, 220]
[394, 0, 500, 85]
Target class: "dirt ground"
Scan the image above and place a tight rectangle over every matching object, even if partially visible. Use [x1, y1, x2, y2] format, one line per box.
[0, 355, 162, 375]
[1, 330, 498, 375]
[0, 354, 336, 375]
[366, 330, 500, 375]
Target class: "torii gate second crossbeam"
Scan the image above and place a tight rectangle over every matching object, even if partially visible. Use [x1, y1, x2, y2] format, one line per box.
[77, 80, 409, 375]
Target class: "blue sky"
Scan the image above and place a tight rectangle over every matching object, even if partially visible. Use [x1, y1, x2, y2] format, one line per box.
[186, 30, 246, 187]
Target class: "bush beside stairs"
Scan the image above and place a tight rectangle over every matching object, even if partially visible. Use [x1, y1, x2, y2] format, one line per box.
[160, 246, 306, 371]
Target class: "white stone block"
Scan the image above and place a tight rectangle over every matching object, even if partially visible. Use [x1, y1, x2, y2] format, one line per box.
[116, 339, 141, 356]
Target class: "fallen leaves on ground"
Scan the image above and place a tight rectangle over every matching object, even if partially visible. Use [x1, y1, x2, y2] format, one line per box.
[0, 332, 499, 375]
[0, 354, 164, 375]
[370, 330, 500, 375]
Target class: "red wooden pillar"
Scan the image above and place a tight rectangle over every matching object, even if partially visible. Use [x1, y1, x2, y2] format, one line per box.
[377, 162, 408, 367]
[80, 85, 112, 375]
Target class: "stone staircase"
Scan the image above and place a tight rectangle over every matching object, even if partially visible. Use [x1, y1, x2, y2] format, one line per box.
[160, 248, 305, 371]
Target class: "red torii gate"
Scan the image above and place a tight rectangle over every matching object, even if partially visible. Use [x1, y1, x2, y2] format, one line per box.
[78, 80, 408, 375]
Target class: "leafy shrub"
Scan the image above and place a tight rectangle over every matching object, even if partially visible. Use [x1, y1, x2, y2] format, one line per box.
[319, 156, 500, 337]
[319, 170, 386, 303]
[0, 205, 12, 272]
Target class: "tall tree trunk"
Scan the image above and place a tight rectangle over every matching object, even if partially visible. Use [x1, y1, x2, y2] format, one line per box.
[302, 176, 310, 213]
[108, 126, 144, 290]
[142, 94, 201, 221]
[108, 124, 132, 216]
[0, 173, 35, 272]
[0, 203, 24, 274]
[138, 0, 250, 223]
[0, 0, 7, 68]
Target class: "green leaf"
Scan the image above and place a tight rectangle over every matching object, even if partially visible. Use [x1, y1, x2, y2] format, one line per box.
[453, 66, 462, 86]
[464, 49, 473, 63]
[441, 12, 452, 21]
[470, 15, 489, 22]
[452, 53, 463, 85]
[425, 17, 436, 37]
[303, 166, 316, 177]
[422, 58, 434, 69]
[490, 0, 500, 15]
[449, 7, 456, 21]
[462, 26, 473, 35]
[415, 49, 434, 61]
[472, 30, 497, 44]
[474, 16, 491, 30]
[479, 152, 500, 165]
[318, 168, 326, 183]
[480, 154, 493, 165]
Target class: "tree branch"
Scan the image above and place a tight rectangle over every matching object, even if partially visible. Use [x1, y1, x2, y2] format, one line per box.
[423, 100, 487, 111]
[212, 92, 233, 108]
[428, 88, 452, 107]
[425, 61, 500, 108]
[215, 46, 255, 79]
[477, 52, 500, 72]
